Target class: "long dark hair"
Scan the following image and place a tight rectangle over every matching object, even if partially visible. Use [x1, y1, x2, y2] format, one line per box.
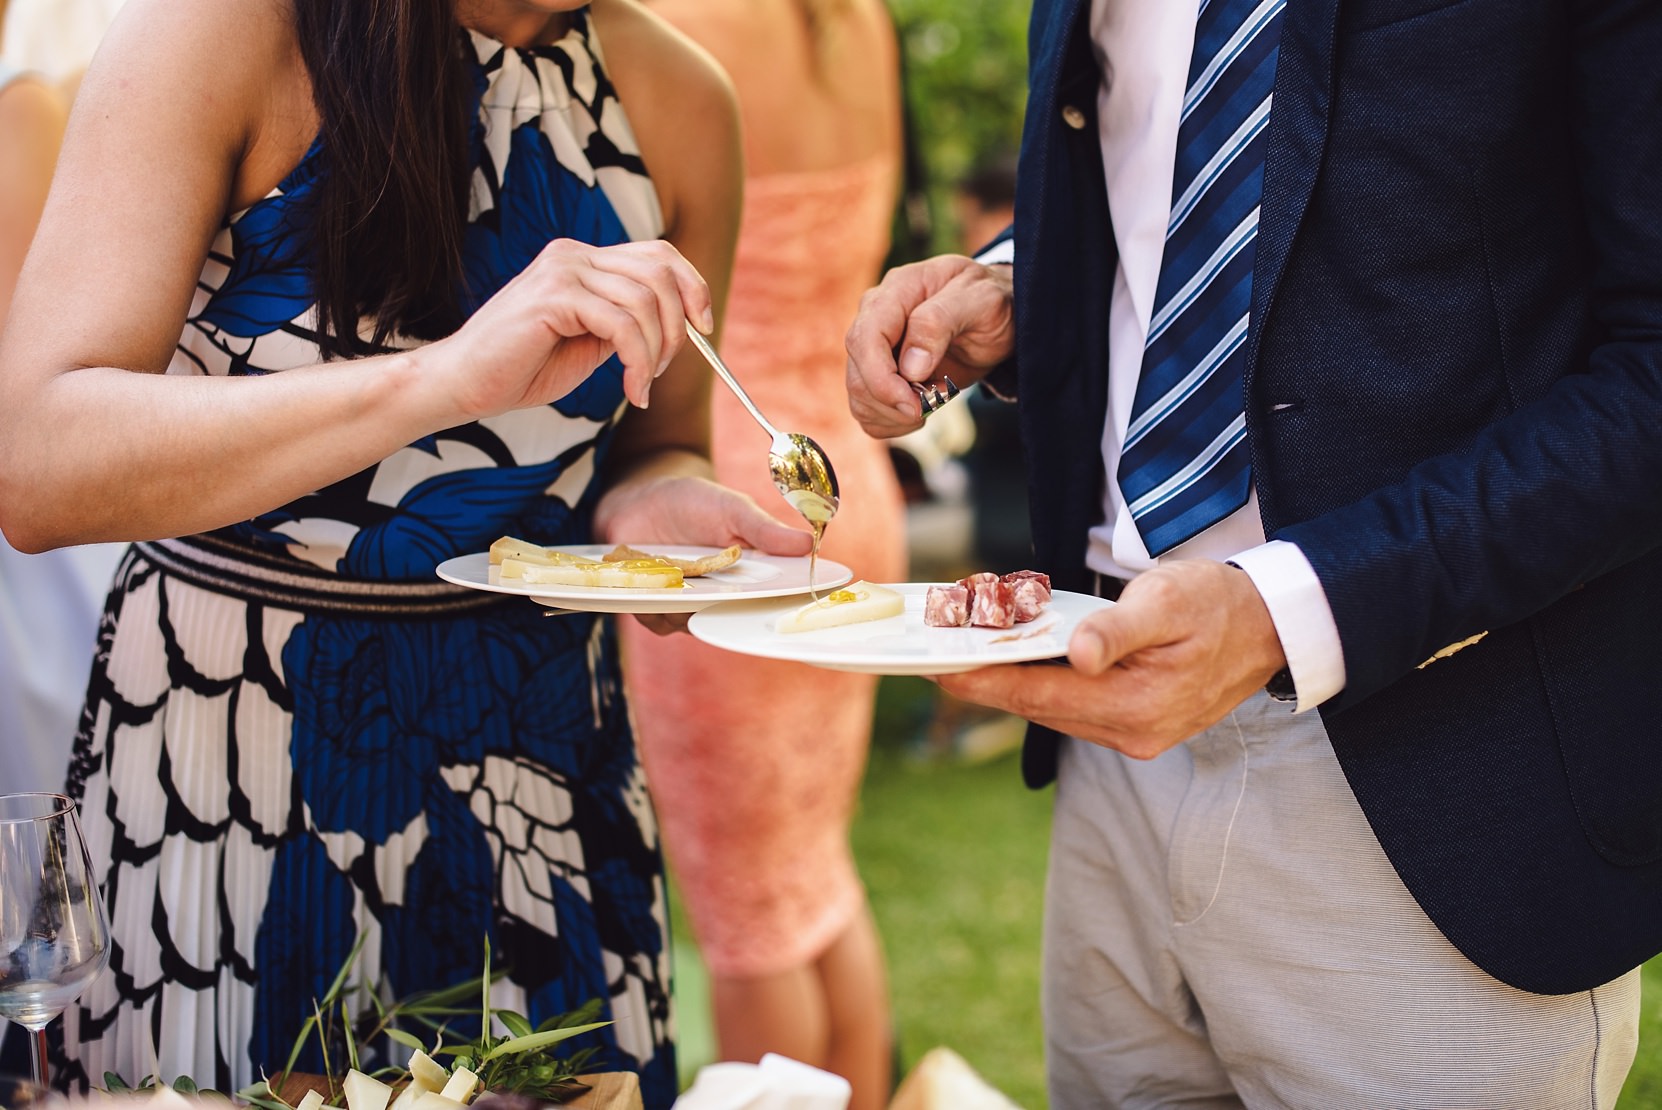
[292, 0, 475, 358]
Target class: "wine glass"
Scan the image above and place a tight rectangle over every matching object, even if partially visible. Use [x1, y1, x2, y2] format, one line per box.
[0, 794, 111, 1088]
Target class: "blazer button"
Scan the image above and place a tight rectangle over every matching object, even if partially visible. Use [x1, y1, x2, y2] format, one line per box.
[1061, 104, 1088, 130]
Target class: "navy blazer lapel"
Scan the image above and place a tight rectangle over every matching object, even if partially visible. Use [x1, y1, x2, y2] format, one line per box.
[1248, 0, 1340, 383]
[1246, 0, 1339, 530]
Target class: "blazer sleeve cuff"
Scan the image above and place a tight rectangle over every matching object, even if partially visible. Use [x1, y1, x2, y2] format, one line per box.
[1226, 540, 1347, 712]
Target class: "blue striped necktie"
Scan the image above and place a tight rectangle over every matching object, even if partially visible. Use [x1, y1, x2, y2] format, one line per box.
[1117, 0, 1287, 556]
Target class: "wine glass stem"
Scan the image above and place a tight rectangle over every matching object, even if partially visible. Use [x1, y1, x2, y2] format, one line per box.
[30, 1026, 50, 1088]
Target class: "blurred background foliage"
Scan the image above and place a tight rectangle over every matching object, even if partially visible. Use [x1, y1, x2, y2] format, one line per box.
[886, 0, 1030, 260]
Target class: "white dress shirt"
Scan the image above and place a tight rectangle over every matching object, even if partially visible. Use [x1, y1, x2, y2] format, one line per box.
[983, 0, 1346, 709]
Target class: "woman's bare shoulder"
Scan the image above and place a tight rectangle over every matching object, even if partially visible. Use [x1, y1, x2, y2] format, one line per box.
[590, 0, 742, 235]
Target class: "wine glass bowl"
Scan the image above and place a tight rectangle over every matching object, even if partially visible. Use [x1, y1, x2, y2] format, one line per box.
[0, 793, 112, 1087]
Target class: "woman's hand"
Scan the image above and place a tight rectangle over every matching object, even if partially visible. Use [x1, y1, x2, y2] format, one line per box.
[596, 472, 813, 555]
[423, 238, 715, 423]
[595, 471, 814, 635]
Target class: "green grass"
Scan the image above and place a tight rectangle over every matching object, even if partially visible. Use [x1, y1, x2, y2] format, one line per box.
[853, 679, 1050, 1107]
[670, 674, 1662, 1107]
[1627, 960, 1662, 1108]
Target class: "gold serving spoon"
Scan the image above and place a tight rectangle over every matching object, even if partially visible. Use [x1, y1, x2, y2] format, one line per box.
[683, 321, 839, 594]
[683, 321, 840, 529]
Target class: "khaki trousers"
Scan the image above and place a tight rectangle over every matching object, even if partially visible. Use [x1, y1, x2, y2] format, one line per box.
[1045, 693, 1640, 1109]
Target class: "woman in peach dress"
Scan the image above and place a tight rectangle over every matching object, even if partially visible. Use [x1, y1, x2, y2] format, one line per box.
[623, 3, 905, 1107]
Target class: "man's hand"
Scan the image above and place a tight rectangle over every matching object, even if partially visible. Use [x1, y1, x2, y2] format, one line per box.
[937, 560, 1290, 759]
[844, 255, 1016, 439]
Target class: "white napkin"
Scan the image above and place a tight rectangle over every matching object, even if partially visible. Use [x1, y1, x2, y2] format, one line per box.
[670, 1054, 851, 1110]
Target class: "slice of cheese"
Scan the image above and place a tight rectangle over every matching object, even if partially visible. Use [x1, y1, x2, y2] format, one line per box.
[511, 557, 684, 589]
[489, 535, 551, 565]
[776, 581, 903, 633]
[492, 537, 600, 578]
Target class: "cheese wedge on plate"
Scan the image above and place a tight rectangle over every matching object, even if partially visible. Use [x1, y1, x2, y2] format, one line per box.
[775, 581, 903, 633]
[491, 535, 683, 587]
[507, 556, 684, 589]
[490, 536, 598, 577]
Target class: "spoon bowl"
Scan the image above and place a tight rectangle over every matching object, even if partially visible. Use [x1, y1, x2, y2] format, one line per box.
[684, 322, 840, 526]
[771, 432, 840, 525]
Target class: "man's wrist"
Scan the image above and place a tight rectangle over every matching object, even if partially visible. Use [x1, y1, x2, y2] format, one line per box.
[1221, 560, 1293, 695]
[1223, 542, 1347, 711]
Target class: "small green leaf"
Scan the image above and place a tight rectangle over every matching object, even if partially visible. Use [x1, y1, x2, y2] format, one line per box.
[343, 1000, 360, 1073]
[383, 1027, 425, 1051]
[237, 1079, 290, 1110]
[173, 1076, 199, 1094]
[540, 999, 604, 1032]
[496, 1010, 533, 1039]
[323, 932, 369, 1007]
[104, 1073, 131, 1093]
[482, 1022, 611, 1062]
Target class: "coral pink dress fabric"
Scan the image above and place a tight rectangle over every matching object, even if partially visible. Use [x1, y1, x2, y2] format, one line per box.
[620, 156, 906, 977]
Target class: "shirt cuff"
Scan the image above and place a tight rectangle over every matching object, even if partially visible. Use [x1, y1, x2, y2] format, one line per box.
[975, 237, 1015, 266]
[1226, 540, 1346, 712]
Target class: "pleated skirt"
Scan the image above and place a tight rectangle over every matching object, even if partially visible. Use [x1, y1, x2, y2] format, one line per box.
[56, 541, 677, 1106]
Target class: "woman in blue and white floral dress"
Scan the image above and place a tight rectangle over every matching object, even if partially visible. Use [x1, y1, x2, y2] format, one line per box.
[0, 1, 806, 1104]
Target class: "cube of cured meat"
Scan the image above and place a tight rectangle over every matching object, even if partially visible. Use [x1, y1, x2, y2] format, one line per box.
[924, 583, 971, 627]
[1002, 569, 1052, 599]
[1007, 577, 1050, 623]
[968, 577, 1018, 629]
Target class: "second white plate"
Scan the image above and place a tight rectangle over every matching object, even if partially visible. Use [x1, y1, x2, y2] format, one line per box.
[436, 547, 854, 613]
[688, 582, 1114, 675]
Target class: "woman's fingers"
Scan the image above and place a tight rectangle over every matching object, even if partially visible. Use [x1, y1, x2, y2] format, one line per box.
[565, 266, 668, 404]
[436, 238, 716, 420]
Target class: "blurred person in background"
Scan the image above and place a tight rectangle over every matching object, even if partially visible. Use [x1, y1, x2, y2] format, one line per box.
[0, 0, 125, 796]
[0, 0, 63, 323]
[948, 150, 1016, 261]
[623, 2, 904, 1106]
[0, 0, 125, 99]
[0, 0, 815, 1101]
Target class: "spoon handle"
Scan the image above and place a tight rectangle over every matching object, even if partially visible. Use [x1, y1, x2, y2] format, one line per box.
[683, 320, 781, 438]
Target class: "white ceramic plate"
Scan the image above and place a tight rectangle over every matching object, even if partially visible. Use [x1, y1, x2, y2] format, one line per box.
[435, 547, 854, 614]
[688, 582, 1114, 675]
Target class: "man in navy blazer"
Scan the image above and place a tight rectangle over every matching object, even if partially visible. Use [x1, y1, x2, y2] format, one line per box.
[846, 0, 1662, 1103]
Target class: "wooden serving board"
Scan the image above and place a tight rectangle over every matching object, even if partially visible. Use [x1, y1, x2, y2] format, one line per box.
[560, 1073, 642, 1109]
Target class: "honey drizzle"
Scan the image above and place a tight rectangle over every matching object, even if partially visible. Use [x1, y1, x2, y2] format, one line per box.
[808, 520, 826, 600]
